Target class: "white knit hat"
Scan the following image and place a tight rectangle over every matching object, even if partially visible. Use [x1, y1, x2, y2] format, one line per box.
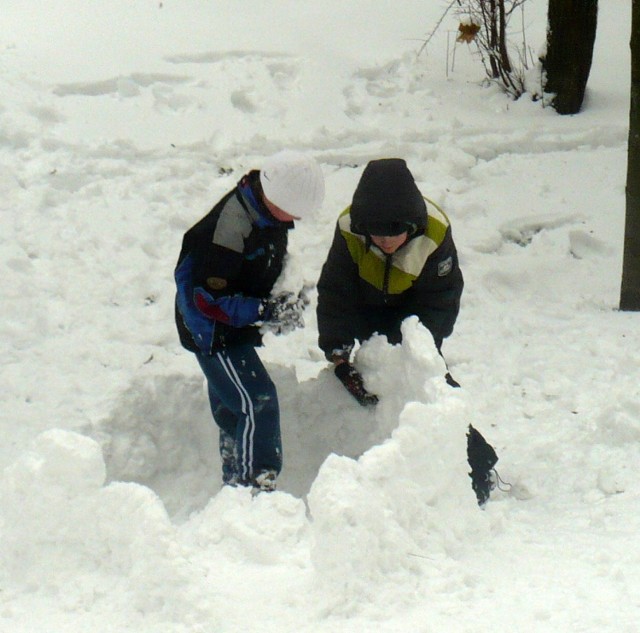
[260, 150, 325, 218]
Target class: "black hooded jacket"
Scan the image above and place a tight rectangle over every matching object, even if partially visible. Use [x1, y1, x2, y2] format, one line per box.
[316, 159, 463, 358]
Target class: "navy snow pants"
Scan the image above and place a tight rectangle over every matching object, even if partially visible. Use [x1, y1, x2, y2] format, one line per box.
[196, 345, 282, 485]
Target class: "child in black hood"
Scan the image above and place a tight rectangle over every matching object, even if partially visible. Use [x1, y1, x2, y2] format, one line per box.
[317, 158, 463, 405]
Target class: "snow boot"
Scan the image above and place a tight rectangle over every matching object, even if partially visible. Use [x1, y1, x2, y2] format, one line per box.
[251, 469, 278, 494]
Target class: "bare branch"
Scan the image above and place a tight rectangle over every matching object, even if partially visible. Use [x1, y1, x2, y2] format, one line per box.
[422, 0, 530, 98]
[417, 0, 459, 57]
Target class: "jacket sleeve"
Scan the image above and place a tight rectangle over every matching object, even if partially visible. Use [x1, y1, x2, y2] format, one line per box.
[407, 227, 463, 349]
[316, 224, 365, 360]
[175, 252, 266, 352]
[193, 287, 263, 327]
[192, 195, 270, 325]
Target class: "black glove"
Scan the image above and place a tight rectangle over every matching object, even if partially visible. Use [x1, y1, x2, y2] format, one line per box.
[334, 362, 379, 407]
[261, 291, 305, 335]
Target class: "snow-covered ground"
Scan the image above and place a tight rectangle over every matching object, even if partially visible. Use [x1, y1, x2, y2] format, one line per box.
[1, 1, 638, 631]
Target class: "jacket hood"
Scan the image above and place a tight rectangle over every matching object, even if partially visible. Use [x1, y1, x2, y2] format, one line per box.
[350, 159, 427, 236]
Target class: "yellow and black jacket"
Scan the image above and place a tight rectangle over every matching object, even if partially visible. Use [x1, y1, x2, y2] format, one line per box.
[316, 198, 463, 358]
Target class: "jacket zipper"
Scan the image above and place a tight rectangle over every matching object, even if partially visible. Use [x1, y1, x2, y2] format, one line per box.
[382, 255, 392, 303]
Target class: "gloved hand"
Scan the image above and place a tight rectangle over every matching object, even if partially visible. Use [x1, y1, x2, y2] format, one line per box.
[260, 291, 305, 335]
[334, 362, 379, 407]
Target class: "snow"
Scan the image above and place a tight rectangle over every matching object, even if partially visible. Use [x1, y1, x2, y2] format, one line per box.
[1, 0, 638, 631]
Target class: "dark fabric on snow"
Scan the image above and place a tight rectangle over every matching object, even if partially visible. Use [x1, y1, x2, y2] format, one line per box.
[466, 425, 498, 506]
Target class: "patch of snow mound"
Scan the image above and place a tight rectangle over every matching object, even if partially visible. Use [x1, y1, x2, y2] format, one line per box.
[569, 229, 614, 259]
[1, 428, 105, 496]
[88, 371, 217, 519]
[0, 430, 201, 628]
[307, 321, 489, 606]
[185, 485, 310, 565]
[277, 317, 454, 498]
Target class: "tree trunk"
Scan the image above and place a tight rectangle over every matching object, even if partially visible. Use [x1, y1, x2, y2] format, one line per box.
[620, 0, 640, 310]
[486, 0, 500, 78]
[543, 0, 598, 114]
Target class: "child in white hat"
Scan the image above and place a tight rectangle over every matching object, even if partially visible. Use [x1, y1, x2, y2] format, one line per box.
[174, 151, 324, 492]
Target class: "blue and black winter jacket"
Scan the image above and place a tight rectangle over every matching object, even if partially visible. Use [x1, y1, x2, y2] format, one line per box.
[175, 171, 293, 354]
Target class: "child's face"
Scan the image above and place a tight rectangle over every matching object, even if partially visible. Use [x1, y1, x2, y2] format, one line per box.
[262, 196, 300, 222]
[370, 232, 408, 254]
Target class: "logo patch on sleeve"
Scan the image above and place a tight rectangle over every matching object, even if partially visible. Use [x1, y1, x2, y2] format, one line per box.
[438, 256, 453, 277]
[207, 277, 228, 290]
